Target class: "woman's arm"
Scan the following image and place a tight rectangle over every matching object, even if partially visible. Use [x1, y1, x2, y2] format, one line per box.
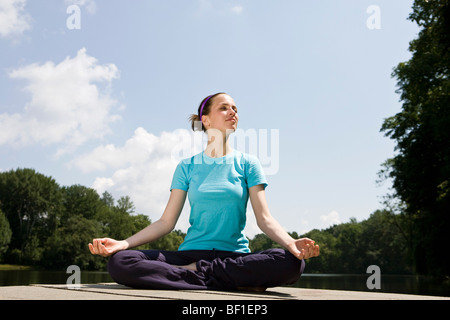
[89, 189, 187, 257]
[125, 189, 187, 248]
[249, 185, 319, 260]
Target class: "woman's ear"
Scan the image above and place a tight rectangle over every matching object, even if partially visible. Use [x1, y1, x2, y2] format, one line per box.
[202, 115, 209, 129]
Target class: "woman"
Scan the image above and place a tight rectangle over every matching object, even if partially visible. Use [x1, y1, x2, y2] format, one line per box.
[89, 92, 319, 291]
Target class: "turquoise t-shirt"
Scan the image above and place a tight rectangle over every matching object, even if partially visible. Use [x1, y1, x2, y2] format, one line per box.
[170, 150, 268, 253]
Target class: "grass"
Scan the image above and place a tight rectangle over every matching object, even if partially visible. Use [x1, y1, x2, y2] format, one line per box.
[0, 264, 35, 271]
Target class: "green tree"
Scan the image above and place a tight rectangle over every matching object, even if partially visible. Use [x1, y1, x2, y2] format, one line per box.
[39, 185, 112, 269]
[359, 210, 411, 274]
[100, 191, 115, 208]
[0, 209, 12, 261]
[148, 231, 184, 251]
[301, 228, 338, 273]
[104, 196, 143, 240]
[300, 212, 412, 274]
[62, 185, 105, 222]
[380, 0, 450, 275]
[328, 218, 365, 273]
[0, 168, 62, 264]
[44, 215, 105, 269]
[248, 233, 277, 252]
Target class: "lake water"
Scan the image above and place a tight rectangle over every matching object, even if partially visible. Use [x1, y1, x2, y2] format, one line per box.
[1, 270, 449, 297]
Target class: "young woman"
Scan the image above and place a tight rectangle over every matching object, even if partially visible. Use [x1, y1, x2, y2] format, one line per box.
[89, 92, 319, 291]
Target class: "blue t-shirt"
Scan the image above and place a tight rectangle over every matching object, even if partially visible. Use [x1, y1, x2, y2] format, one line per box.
[170, 150, 268, 253]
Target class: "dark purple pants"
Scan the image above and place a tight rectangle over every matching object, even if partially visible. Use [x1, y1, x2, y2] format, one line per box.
[107, 248, 305, 290]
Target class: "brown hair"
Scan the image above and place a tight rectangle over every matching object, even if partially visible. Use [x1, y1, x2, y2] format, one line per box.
[189, 92, 227, 132]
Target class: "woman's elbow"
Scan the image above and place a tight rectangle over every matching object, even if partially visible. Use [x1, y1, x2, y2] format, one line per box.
[157, 218, 176, 235]
[256, 215, 272, 231]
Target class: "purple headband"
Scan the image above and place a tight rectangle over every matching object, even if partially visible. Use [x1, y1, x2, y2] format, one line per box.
[199, 95, 213, 121]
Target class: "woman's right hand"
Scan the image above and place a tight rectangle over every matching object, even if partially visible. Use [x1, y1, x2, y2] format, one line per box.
[88, 238, 128, 257]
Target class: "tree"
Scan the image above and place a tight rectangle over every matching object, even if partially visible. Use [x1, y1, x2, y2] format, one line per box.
[380, 0, 450, 276]
[0, 209, 12, 261]
[325, 218, 365, 273]
[0, 168, 62, 263]
[44, 215, 105, 269]
[103, 196, 142, 241]
[249, 233, 277, 252]
[148, 231, 184, 251]
[100, 191, 115, 208]
[0, 167, 187, 269]
[301, 228, 338, 273]
[359, 210, 412, 274]
[62, 185, 104, 222]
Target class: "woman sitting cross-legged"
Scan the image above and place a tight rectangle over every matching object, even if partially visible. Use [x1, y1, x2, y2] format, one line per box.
[89, 92, 319, 291]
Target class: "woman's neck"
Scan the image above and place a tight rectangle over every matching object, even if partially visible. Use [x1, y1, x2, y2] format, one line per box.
[204, 143, 233, 158]
[204, 130, 233, 158]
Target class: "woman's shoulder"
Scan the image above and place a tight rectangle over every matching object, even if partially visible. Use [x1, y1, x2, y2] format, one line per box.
[234, 150, 261, 164]
[176, 151, 203, 166]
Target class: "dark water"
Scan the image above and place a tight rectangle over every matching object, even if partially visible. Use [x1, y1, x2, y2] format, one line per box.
[0, 269, 114, 287]
[1, 270, 449, 297]
[293, 273, 450, 297]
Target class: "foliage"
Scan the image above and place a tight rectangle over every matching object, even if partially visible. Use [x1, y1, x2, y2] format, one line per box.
[0, 168, 424, 274]
[296, 211, 412, 274]
[0, 168, 62, 265]
[0, 168, 183, 270]
[379, 0, 450, 276]
[0, 209, 12, 261]
[247, 210, 415, 274]
[246, 211, 414, 275]
[147, 231, 185, 251]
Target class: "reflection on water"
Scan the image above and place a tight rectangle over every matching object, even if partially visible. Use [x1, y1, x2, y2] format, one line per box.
[0, 269, 113, 287]
[295, 273, 450, 297]
[1, 270, 449, 297]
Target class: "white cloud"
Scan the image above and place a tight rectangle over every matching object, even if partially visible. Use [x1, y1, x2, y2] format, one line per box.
[320, 210, 341, 227]
[0, 48, 122, 156]
[70, 127, 205, 230]
[70, 127, 203, 173]
[0, 0, 31, 38]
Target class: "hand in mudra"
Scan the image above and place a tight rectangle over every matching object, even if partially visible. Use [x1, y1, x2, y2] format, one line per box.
[288, 238, 320, 260]
[88, 238, 128, 257]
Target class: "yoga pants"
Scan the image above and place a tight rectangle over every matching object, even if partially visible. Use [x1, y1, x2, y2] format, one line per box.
[107, 248, 305, 290]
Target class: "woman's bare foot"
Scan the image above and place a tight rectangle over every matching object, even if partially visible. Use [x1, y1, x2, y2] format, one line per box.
[176, 262, 198, 272]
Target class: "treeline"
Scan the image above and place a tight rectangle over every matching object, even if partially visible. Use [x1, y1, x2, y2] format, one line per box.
[0, 168, 185, 270]
[378, 0, 450, 276]
[1, 168, 415, 274]
[250, 210, 413, 274]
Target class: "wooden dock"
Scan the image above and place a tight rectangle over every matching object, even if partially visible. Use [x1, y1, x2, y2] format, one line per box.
[1, 282, 448, 300]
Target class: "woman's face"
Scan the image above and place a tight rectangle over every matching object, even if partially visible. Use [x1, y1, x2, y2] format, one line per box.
[202, 94, 238, 134]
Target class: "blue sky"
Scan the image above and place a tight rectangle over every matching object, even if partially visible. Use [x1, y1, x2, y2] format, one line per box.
[0, 0, 419, 238]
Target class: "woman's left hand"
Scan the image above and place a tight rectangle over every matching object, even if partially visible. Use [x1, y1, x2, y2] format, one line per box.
[288, 238, 320, 260]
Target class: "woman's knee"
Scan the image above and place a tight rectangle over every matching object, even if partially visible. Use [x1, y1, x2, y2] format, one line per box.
[262, 248, 305, 284]
[107, 250, 142, 284]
